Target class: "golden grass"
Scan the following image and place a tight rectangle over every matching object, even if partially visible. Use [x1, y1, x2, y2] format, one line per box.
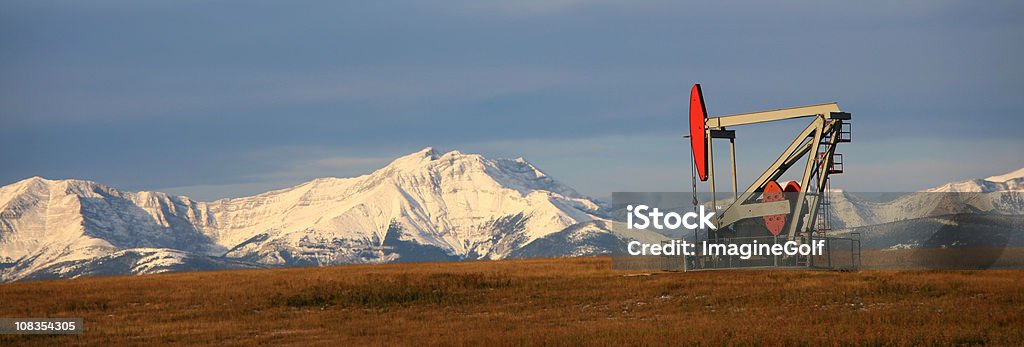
[1, 257, 1022, 346]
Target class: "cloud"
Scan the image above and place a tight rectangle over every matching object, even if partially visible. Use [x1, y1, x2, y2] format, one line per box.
[1, 0, 1022, 201]
[0, 64, 582, 127]
[263, 66, 578, 105]
[448, 0, 633, 17]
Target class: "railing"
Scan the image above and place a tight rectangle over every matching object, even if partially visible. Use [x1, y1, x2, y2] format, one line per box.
[830, 153, 844, 174]
[838, 122, 852, 142]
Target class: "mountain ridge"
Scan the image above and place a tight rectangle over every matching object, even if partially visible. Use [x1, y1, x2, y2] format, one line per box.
[0, 148, 622, 281]
[2, 153, 1021, 281]
[925, 167, 1024, 193]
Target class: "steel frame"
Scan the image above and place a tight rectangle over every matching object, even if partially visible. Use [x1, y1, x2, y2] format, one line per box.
[700, 102, 851, 240]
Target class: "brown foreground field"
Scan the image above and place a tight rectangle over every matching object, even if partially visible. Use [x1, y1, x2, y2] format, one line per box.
[1, 257, 1023, 346]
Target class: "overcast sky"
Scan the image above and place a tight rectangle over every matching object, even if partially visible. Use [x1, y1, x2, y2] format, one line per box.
[1, 1, 1022, 200]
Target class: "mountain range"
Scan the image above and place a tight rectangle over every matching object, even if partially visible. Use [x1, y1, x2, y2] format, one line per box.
[1, 148, 665, 281]
[1, 148, 1021, 280]
[827, 168, 1024, 229]
[824, 170, 1024, 261]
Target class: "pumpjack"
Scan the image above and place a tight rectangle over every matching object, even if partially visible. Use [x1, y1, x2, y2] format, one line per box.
[688, 84, 851, 241]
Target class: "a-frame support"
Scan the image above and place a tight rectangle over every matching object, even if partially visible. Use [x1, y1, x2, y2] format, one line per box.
[697, 98, 850, 240]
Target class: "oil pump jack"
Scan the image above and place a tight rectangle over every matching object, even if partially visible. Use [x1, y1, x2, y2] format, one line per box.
[689, 84, 851, 241]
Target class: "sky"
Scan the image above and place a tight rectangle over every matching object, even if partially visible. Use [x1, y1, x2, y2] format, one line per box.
[1, 1, 1022, 201]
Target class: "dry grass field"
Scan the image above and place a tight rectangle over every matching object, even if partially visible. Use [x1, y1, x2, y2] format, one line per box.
[1, 257, 1022, 346]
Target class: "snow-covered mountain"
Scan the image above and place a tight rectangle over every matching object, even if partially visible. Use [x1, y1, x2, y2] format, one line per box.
[0, 148, 624, 281]
[4, 154, 1019, 279]
[924, 168, 1024, 193]
[824, 168, 1024, 255]
[14, 248, 264, 281]
[827, 167, 1024, 229]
